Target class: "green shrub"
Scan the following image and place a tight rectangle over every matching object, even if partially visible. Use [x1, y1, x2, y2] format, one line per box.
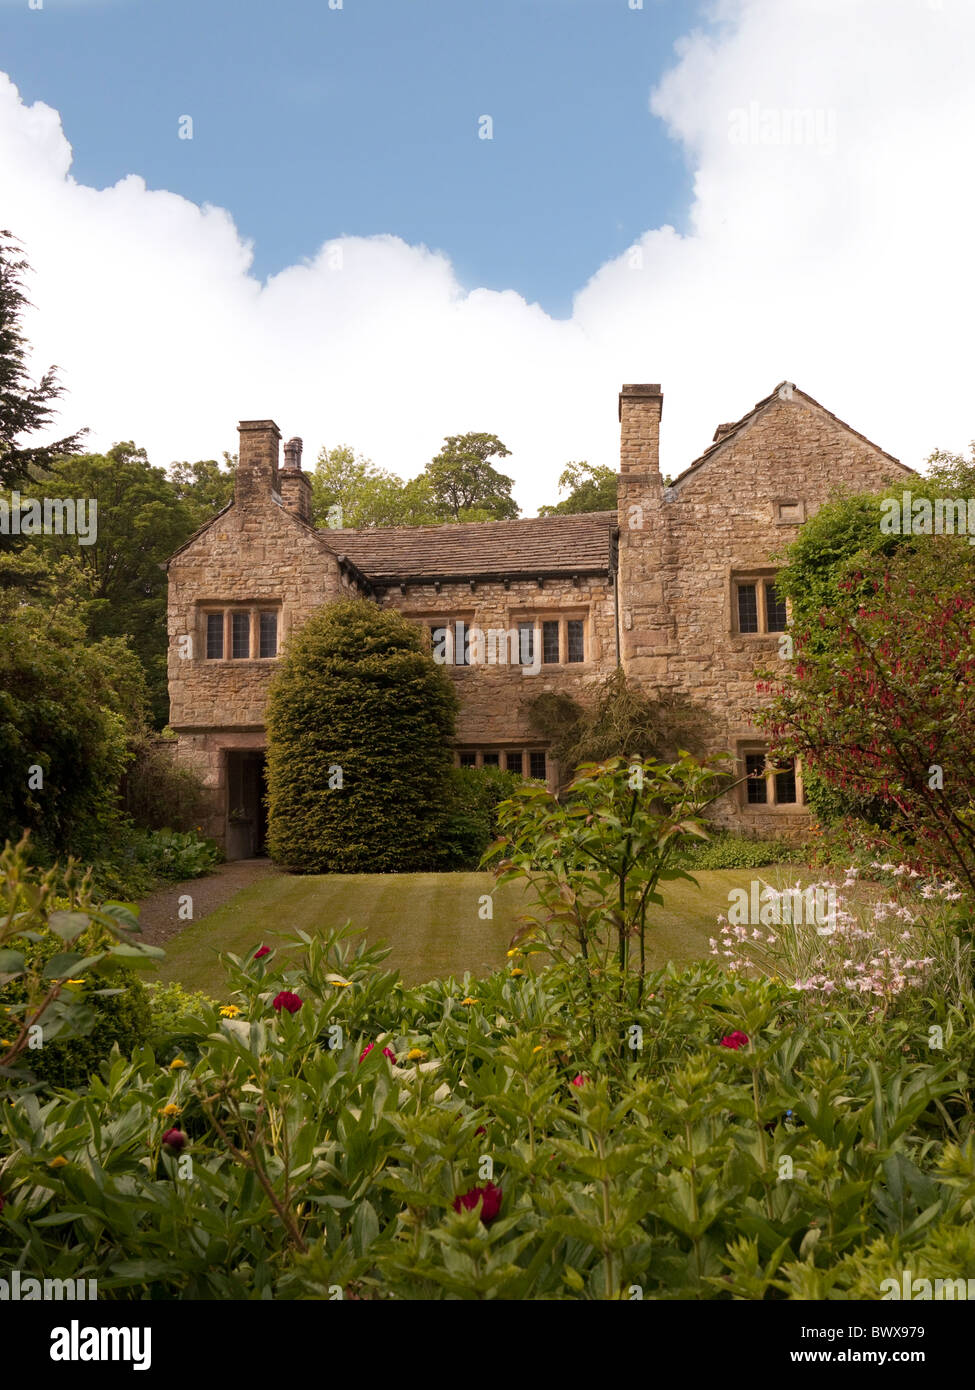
[526, 668, 706, 787]
[0, 592, 134, 858]
[120, 735, 210, 833]
[84, 828, 220, 900]
[145, 980, 219, 1065]
[146, 980, 220, 1034]
[1, 932, 151, 1090]
[131, 829, 221, 881]
[265, 599, 459, 872]
[674, 832, 799, 871]
[437, 766, 522, 868]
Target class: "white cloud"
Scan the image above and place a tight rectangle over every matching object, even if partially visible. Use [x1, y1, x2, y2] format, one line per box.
[2, 0, 975, 514]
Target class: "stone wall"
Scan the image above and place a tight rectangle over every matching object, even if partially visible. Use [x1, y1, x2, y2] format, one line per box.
[380, 574, 618, 783]
[618, 384, 913, 834]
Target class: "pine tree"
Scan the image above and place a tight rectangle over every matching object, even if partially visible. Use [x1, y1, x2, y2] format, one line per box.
[0, 230, 84, 486]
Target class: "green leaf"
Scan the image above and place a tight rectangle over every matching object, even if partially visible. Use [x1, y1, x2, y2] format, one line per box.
[48, 911, 91, 943]
[42, 952, 84, 980]
[0, 949, 26, 977]
[107, 942, 166, 964]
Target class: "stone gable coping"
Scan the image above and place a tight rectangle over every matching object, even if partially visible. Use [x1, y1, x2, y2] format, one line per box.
[671, 381, 914, 490]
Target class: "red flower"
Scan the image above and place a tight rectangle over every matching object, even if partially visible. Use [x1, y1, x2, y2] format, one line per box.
[720, 1031, 750, 1050]
[571, 1073, 588, 1087]
[162, 1128, 186, 1154]
[474, 1124, 487, 1137]
[254, 946, 271, 959]
[359, 1042, 396, 1064]
[272, 991, 303, 1014]
[453, 1182, 503, 1224]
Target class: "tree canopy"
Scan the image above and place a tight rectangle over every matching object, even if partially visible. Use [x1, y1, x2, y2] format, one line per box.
[423, 432, 519, 521]
[168, 455, 236, 527]
[538, 462, 617, 516]
[310, 445, 440, 529]
[30, 444, 199, 726]
[310, 434, 520, 528]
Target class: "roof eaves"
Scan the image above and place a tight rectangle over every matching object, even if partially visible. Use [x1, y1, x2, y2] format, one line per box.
[368, 564, 614, 588]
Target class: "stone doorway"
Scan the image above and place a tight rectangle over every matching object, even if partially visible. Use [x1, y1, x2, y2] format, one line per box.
[225, 749, 268, 860]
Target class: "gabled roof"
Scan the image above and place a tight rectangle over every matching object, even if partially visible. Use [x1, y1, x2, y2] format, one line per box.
[671, 381, 913, 488]
[164, 500, 234, 567]
[164, 495, 375, 592]
[330, 510, 617, 584]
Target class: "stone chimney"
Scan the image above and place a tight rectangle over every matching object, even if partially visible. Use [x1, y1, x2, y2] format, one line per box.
[236, 420, 281, 508]
[279, 436, 312, 523]
[618, 384, 663, 475]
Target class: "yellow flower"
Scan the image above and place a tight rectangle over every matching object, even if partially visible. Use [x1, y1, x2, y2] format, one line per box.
[168, 1058, 188, 1070]
[0, 1040, 10, 1049]
[48, 1156, 69, 1169]
[158, 1104, 182, 1117]
[331, 980, 352, 988]
[509, 968, 524, 977]
[506, 949, 519, 958]
[406, 1048, 428, 1061]
[219, 1005, 241, 1018]
[532, 1044, 546, 1054]
[460, 996, 477, 1006]
[64, 979, 85, 987]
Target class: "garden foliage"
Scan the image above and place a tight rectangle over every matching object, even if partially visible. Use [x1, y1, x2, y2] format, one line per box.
[759, 537, 975, 895]
[0, 838, 163, 1090]
[1, 918, 973, 1299]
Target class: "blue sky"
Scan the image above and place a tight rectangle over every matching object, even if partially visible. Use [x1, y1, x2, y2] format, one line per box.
[1, 0, 970, 509]
[2, 0, 699, 317]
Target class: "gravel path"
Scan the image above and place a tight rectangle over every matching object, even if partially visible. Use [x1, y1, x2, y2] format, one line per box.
[134, 858, 280, 946]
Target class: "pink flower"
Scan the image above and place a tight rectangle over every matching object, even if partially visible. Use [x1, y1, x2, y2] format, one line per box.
[162, 1128, 186, 1154]
[272, 991, 303, 1014]
[571, 1074, 588, 1087]
[254, 946, 271, 959]
[358, 1042, 396, 1064]
[720, 1031, 750, 1050]
[453, 1183, 503, 1224]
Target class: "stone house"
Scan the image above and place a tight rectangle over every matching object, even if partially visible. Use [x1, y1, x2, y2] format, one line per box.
[165, 382, 911, 857]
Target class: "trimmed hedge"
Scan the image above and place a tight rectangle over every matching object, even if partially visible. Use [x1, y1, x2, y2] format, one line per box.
[265, 599, 460, 872]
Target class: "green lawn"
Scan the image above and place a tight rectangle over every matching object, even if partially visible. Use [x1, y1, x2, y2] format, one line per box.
[151, 865, 802, 995]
